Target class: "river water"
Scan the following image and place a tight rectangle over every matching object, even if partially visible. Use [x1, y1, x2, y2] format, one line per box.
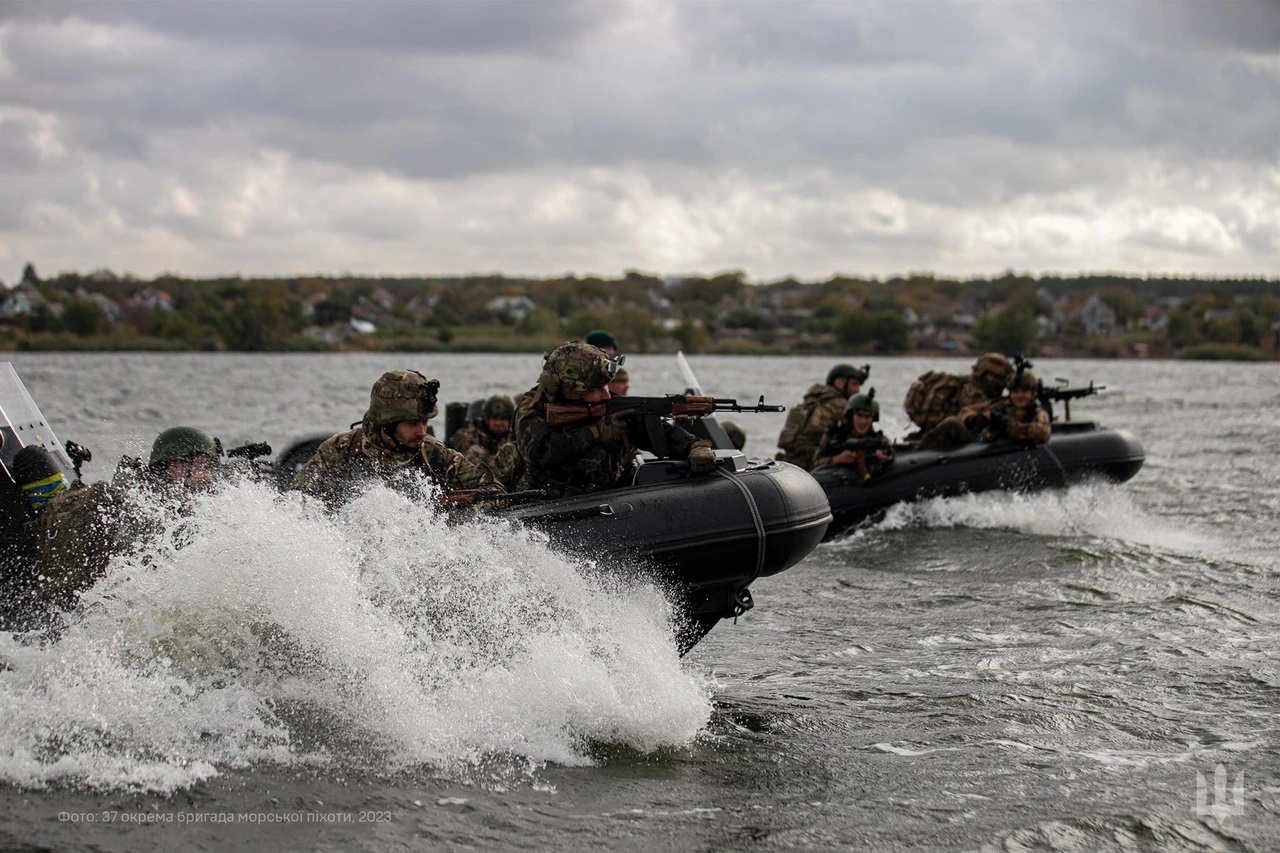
[1, 353, 1277, 852]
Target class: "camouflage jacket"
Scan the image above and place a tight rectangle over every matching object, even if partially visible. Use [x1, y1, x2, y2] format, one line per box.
[904, 371, 1001, 433]
[447, 421, 513, 476]
[290, 421, 498, 508]
[513, 387, 705, 499]
[35, 471, 162, 609]
[776, 383, 848, 470]
[979, 400, 1052, 444]
[488, 441, 524, 491]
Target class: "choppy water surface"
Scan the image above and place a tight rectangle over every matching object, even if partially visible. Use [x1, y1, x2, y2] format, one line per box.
[1, 353, 1277, 851]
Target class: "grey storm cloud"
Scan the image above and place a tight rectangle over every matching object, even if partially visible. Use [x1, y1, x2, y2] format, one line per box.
[0, 0, 1276, 279]
[16, 0, 609, 55]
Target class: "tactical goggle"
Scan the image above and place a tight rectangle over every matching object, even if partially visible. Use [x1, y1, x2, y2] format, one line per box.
[420, 378, 440, 417]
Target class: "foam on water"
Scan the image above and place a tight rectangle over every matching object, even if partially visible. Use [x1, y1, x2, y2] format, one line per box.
[860, 481, 1220, 554]
[0, 480, 712, 793]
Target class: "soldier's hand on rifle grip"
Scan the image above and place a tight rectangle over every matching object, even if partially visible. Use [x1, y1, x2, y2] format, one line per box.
[592, 414, 629, 448]
[686, 442, 716, 475]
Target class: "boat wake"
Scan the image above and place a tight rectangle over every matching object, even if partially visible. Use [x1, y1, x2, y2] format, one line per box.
[0, 480, 712, 793]
[851, 480, 1220, 554]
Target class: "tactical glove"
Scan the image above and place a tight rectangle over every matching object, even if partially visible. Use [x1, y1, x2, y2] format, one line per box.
[592, 413, 630, 448]
[686, 441, 716, 475]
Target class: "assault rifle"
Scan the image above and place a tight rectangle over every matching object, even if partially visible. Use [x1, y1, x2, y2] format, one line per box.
[545, 394, 784, 459]
[226, 441, 272, 460]
[842, 436, 892, 455]
[829, 435, 893, 481]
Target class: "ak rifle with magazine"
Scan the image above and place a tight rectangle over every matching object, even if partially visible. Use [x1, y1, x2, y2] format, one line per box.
[545, 394, 784, 459]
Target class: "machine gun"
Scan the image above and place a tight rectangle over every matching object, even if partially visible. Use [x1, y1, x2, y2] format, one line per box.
[1038, 380, 1105, 421]
[545, 394, 784, 459]
[1009, 352, 1104, 421]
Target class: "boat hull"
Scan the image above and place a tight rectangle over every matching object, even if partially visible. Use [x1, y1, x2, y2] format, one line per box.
[811, 421, 1145, 538]
[273, 435, 833, 653]
[497, 453, 832, 651]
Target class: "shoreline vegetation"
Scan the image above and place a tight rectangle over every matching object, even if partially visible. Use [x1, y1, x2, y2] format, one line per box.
[2, 266, 1277, 360]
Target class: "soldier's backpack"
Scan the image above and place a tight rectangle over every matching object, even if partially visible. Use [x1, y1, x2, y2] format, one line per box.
[776, 404, 812, 454]
[903, 371, 966, 430]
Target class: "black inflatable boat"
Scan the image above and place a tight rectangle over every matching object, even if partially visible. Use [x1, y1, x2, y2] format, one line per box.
[276, 434, 832, 652]
[810, 419, 1145, 538]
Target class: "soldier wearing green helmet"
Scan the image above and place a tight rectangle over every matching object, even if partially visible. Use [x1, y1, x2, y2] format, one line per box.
[776, 362, 871, 470]
[148, 426, 221, 491]
[448, 393, 516, 478]
[291, 369, 498, 508]
[512, 340, 715, 498]
[33, 425, 223, 609]
[813, 389, 894, 477]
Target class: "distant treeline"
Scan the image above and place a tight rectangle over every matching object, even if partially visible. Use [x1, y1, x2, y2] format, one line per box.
[2, 263, 1276, 360]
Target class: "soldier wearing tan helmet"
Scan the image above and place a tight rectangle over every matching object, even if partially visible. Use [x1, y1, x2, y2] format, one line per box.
[512, 341, 715, 498]
[974, 369, 1051, 445]
[448, 393, 516, 476]
[291, 369, 498, 507]
[607, 366, 630, 397]
[776, 363, 870, 470]
[904, 353, 1016, 450]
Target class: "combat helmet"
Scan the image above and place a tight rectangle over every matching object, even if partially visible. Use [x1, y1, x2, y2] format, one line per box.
[970, 353, 1014, 395]
[1008, 370, 1039, 392]
[842, 388, 880, 421]
[537, 341, 619, 398]
[365, 369, 440, 427]
[149, 426, 219, 470]
[827, 363, 870, 387]
[482, 394, 516, 420]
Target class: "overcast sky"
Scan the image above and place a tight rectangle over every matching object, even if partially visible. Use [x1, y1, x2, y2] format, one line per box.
[0, 0, 1276, 283]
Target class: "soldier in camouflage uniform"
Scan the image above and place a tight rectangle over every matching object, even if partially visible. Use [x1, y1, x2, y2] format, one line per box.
[776, 363, 869, 470]
[291, 370, 498, 508]
[447, 394, 516, 477]
[35, 426, 220, 610]
[813, 390, 894, 478]
[513, 341, 716, 499]
[906, 353, 1015, 450]
[975, 370, 1051, 445]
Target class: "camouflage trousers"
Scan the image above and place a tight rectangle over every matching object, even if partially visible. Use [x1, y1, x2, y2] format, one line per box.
[917, 416, 976, 451]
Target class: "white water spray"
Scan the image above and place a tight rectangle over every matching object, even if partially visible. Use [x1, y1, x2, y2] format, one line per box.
[0, 480, 712, 792]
